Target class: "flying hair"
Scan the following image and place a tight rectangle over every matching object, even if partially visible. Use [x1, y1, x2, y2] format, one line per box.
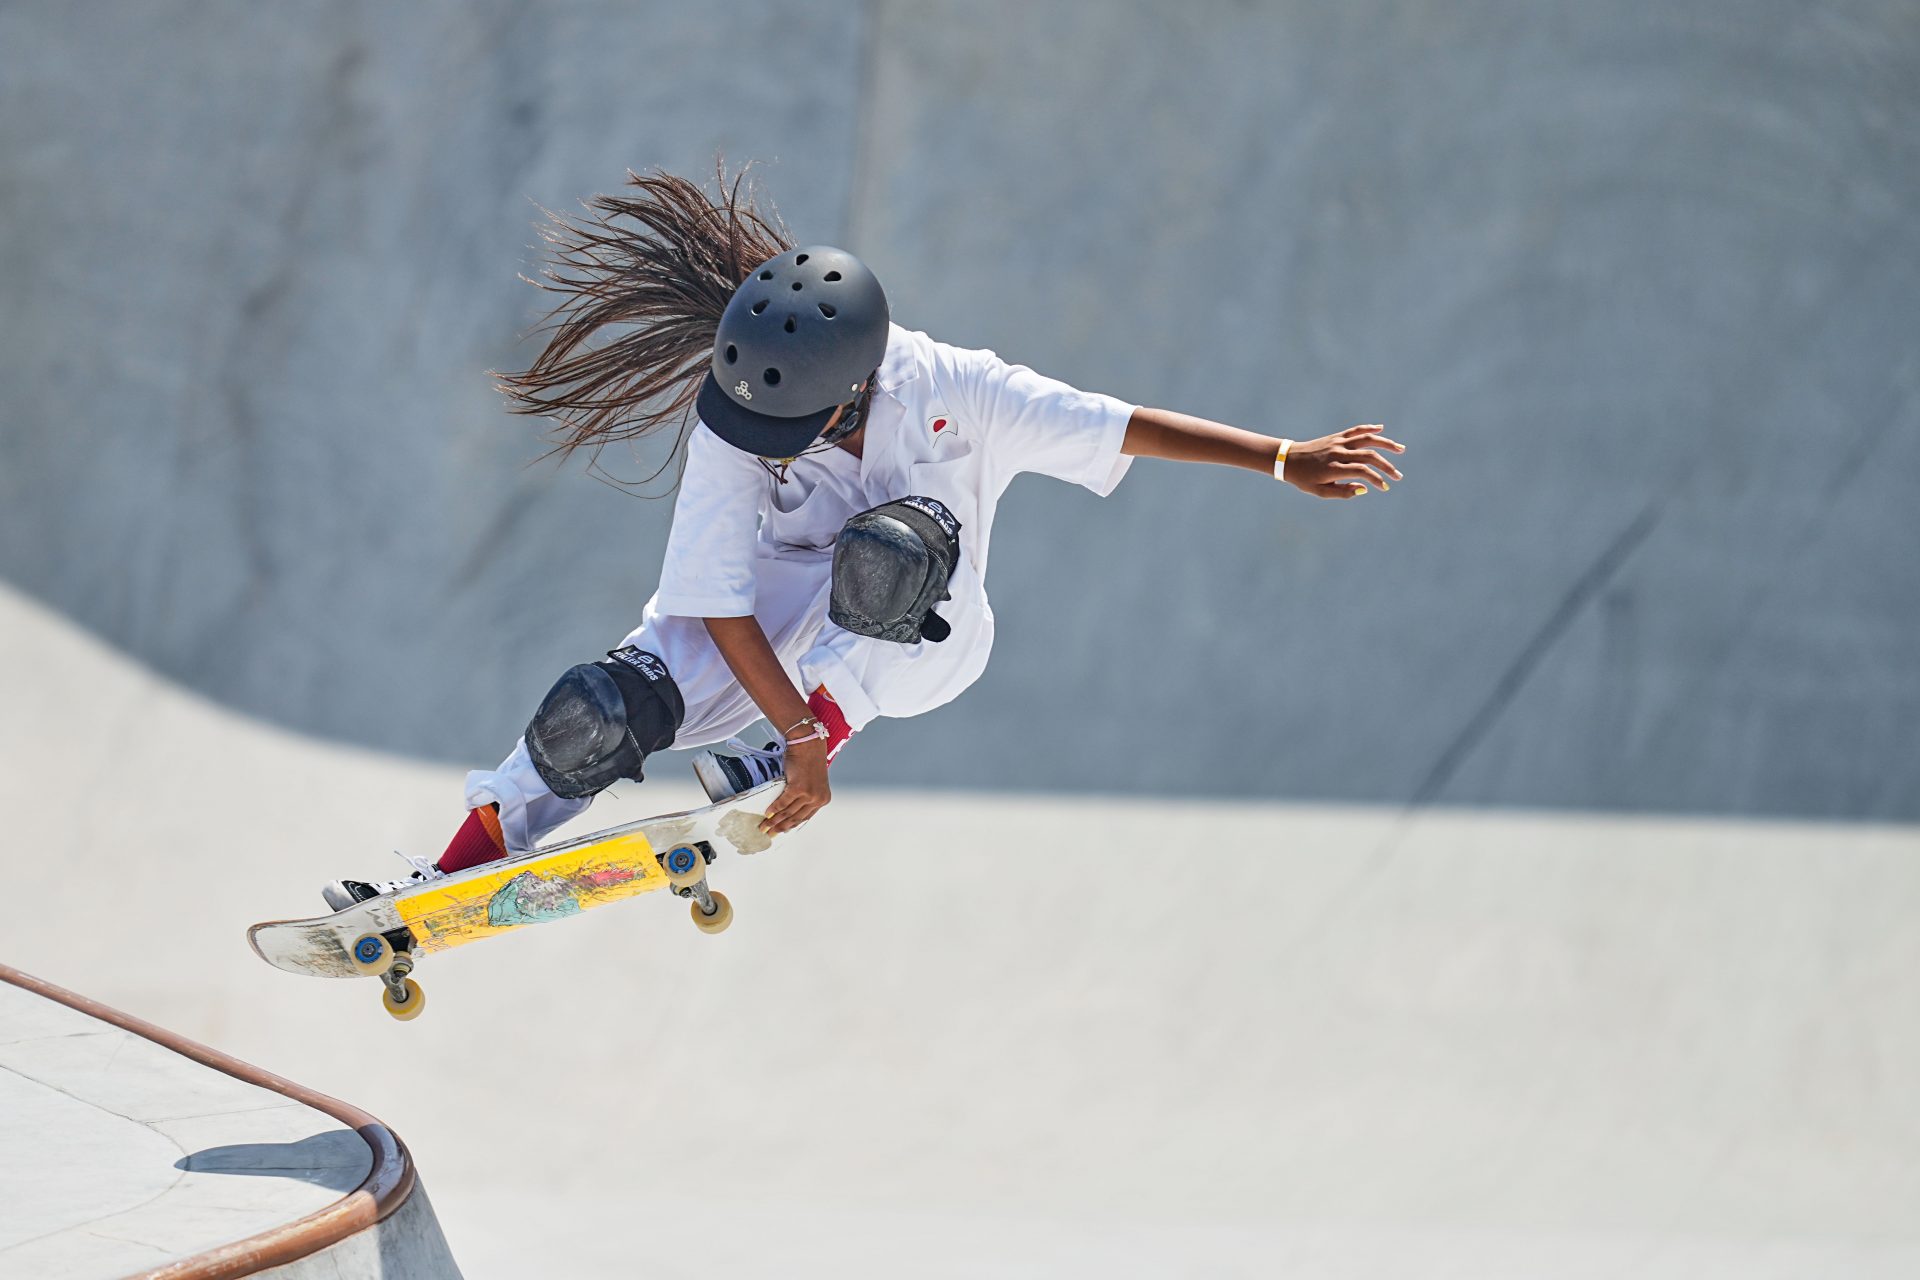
[495, 163, 794, 492]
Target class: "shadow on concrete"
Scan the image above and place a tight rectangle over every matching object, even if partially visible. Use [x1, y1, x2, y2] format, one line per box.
[174, 1130, 370, 1193]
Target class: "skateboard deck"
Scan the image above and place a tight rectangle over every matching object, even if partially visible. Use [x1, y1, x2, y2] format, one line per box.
[247, 781, 784, 1018]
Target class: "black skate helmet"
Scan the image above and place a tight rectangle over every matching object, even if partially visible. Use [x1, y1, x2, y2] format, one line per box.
[695, 246, 890, 457]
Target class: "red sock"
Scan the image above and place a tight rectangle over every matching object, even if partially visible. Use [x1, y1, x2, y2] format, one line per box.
[436, 804, 508, 873]
[807, 685, 854, 763]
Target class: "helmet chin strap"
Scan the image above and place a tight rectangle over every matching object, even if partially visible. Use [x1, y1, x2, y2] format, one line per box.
[758, 374, 877, 483]
[815, 375, 876, 447]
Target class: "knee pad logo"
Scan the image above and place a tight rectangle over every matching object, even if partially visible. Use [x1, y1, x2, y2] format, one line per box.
[608, 646, 670, 684]
[893, 494, 961, 542]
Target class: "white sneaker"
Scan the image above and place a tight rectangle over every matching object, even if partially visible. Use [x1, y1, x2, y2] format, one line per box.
[692, 739, 784, 803]
[321, 851, 446, 912]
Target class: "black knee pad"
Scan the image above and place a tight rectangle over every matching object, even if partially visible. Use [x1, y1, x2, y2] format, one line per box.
[525, 647, 686, 800]
[830, 495, 961, 644]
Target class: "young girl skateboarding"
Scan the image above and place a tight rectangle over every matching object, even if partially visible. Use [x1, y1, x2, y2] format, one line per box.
[322, 169, 1406, 908]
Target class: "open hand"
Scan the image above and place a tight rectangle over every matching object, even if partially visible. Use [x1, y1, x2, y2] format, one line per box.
[761, 739, 831, 835]
[1285, 424, 1406, 499]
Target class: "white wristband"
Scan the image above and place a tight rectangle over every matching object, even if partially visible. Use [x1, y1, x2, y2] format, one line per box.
[1273, 439, 1293, 482]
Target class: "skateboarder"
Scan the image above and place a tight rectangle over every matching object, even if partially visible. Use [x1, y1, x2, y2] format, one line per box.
[323, 169, 1405, 909]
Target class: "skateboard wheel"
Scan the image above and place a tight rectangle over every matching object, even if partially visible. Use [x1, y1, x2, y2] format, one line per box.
[690, 890, 733, 935]
[348, 933, 392, 977]
[382, 977, 426, 1022]
[662, 844, 707, 890]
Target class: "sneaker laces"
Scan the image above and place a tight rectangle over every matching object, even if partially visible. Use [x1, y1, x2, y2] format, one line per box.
[717, 737, 784, 787]
[721, 737, 784, 766]
[390, 849, 442, 882]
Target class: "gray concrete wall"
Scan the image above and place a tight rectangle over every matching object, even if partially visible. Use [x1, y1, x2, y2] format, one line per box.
[2, 2, 1916, 819]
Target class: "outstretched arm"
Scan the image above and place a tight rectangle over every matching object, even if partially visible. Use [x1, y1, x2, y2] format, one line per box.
[1121, 407, 1406, 499]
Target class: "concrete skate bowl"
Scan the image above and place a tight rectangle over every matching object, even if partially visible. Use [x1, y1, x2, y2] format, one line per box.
[0, 965, 461, 1279]
[3, 579, 1920, 1276]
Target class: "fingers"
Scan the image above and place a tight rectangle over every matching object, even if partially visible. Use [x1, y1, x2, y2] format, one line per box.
[1310, 427, 1406, 498]
[758, 796, 789, 834]
[759, 792, 827, 835]
[761, 800, 804, 834]
[1350, 447, 1403, 482]
[1332, 459, 1393, 489]
[1343, 424, 1408, 454]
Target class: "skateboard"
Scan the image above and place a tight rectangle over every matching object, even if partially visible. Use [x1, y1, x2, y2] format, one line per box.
[247, 781, 784, 1020]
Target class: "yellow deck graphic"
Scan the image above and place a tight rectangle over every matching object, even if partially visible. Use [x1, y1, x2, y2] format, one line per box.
[394, 829, 669, 951]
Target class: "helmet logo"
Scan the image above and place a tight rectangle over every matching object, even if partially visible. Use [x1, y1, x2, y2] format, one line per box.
[734, 381, 753, 401]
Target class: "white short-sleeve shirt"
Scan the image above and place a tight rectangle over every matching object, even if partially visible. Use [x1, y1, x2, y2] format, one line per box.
[657, 325, 1133, 612]
[649, 324, 1135, 727]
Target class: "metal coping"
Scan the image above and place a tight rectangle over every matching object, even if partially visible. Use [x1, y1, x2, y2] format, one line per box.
[0, 962, 418, 1280]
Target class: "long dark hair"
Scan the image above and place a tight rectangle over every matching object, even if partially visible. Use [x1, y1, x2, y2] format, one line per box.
[496, 164, 792, 491]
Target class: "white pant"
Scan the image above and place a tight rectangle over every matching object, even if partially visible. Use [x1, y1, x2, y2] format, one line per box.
[465, 549, 993, 851]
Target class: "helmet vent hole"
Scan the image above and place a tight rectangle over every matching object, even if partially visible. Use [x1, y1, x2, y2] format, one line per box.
[817, 303, 836, 319]
[783, 316, 797, 333]
[750, 299, 768, 315]
[790, 281, 803, 291]
[794, 252, 809, 265]
[724, 344, 737, 364]
[758, 270, 774, 281]
[824, 270, 842, 282]
[763, 368, 782, 386]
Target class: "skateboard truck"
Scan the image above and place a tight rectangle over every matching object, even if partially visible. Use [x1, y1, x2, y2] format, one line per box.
[658, 841, 733, 935]
[347, 931, 426, 1022]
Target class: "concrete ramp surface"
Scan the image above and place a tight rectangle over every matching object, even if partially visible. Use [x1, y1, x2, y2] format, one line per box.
[4, 583, 1920, 1277]
[0, 965, 460, 1279]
